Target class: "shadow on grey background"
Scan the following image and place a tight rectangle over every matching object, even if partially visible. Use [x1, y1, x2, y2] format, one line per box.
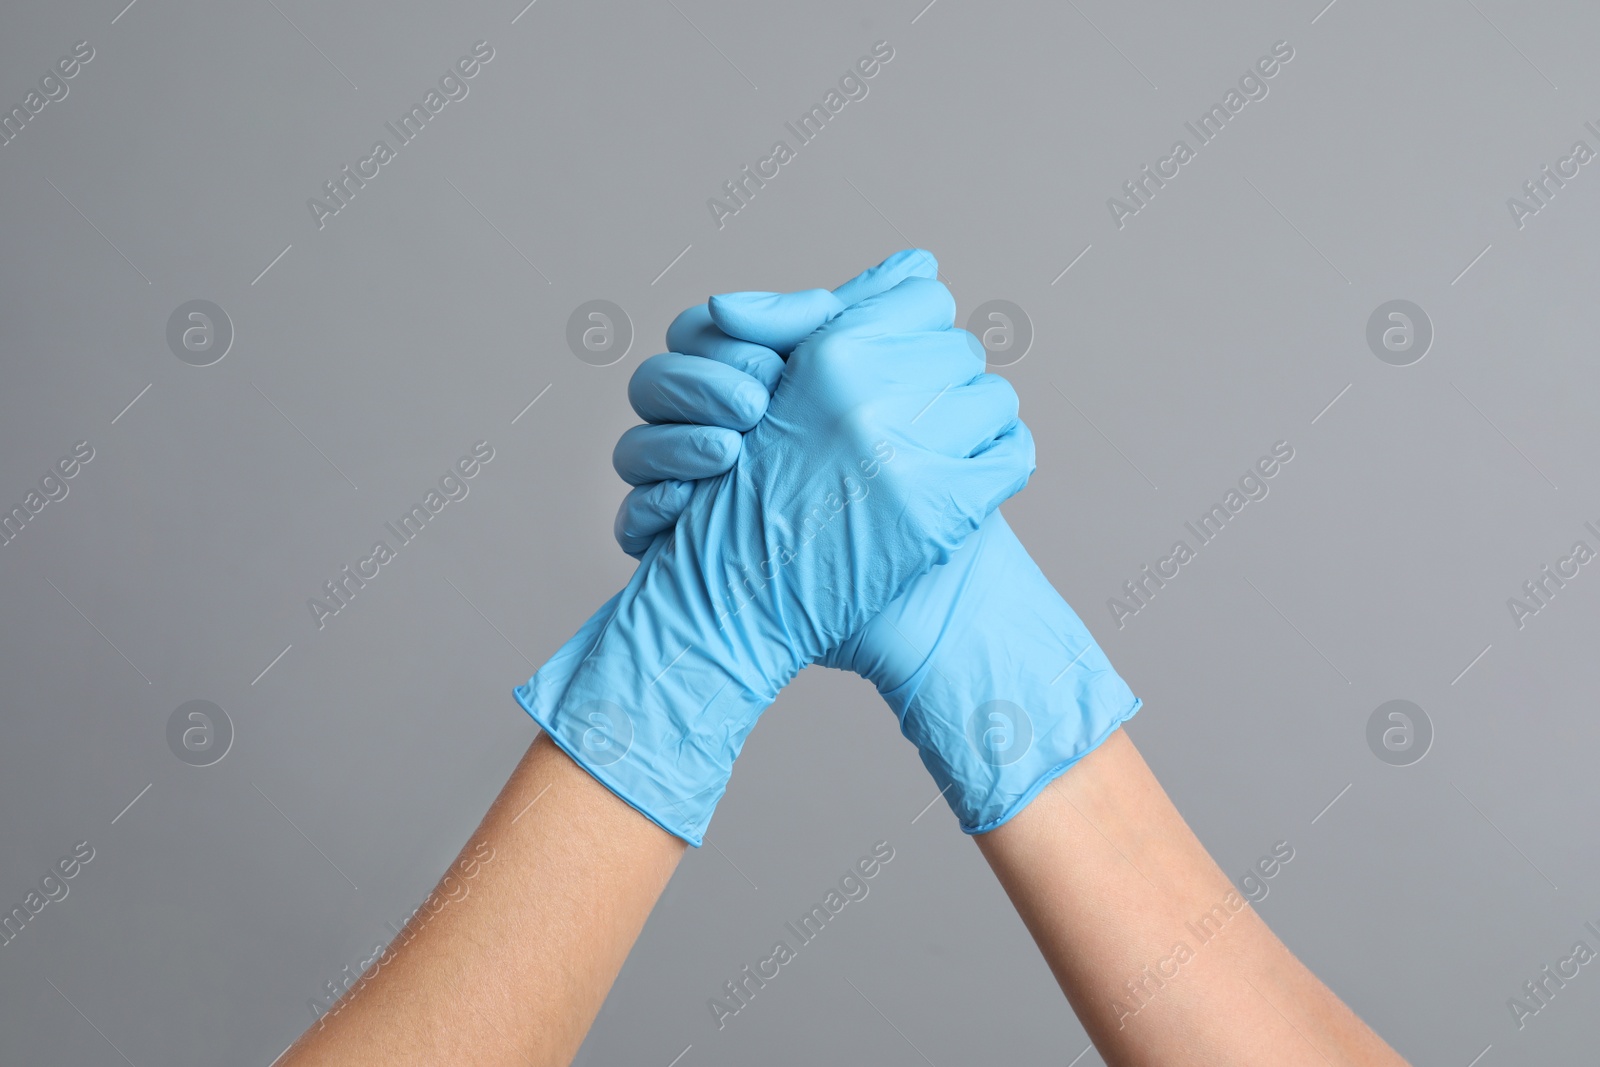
[1, 0, 1596, 1063]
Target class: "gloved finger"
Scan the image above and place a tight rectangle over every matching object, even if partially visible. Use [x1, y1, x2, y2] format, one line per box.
[614, 480, 693, 558]
[691, 251, 942, 364]
[958, 418, 1037, 518]
[628, 353, 770, 430]
[705, 249, 941, 356]
[708, 288, 846, 352]
[830, 248, 939, 307]
[913, 373, 1023, 459]
[906, 419, 1034, 563]
[851, 325, 989, 413]
[613, 423, 741, 485]
[803, 277, 957, 352]
[664, 305, 785, 393]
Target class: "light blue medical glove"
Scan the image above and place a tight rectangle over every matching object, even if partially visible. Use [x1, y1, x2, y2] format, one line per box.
[616, 249, 940, 557]
[517, 276, 1034, 845]
[614, 259, 1140, 833]
[824, 512, 1140, 832]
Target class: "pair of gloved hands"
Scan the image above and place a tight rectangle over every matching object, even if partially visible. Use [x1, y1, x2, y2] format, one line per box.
[516, 251, 1138, 846]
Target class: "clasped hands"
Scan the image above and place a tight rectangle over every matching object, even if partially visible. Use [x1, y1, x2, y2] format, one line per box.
[516, 250, 1138, 845]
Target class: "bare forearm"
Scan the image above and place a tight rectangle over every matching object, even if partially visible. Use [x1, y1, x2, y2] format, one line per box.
[281, 733, 685, 1067]
[976, 728, 1406, 1066]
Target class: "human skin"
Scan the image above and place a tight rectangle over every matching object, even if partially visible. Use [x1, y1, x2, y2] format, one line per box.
[278, 725, 1407, 1066]
[277, 732, 684, 1067]
[977, 726, 1409, 1066]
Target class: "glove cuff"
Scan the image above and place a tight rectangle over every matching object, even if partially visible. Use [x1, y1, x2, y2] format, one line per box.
[513, 624, 772, 847]
[882, 650, 1141, 833]
[512, 534, 784, 846]
[873, 524, 1143, 833]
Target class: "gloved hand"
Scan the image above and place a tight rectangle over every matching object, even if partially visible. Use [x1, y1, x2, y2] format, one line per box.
[517, 275, 1034, 845]
[614, 248, 941, 556]
[614, 250, 1140, 834]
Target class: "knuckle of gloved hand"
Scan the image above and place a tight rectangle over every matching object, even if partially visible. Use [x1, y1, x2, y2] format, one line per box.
[805, 332, 848, 371]
[732, 380, 769, 426]
[1007, 420, 1038, 472]
[988, 374, 1022, 420]
[830, 397, 887, 450]
[691, 426, 737, 466]
[901, 276, 955, 320]
[631, 484, 663, 520]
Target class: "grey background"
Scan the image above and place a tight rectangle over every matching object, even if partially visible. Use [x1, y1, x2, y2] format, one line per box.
[0, 0, 1595, 1063]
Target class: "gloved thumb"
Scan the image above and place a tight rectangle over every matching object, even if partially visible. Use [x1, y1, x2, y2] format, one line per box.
[708, 288, 845, 352]
[708, 248, 941, 353]
[831, 248, 939, 306]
